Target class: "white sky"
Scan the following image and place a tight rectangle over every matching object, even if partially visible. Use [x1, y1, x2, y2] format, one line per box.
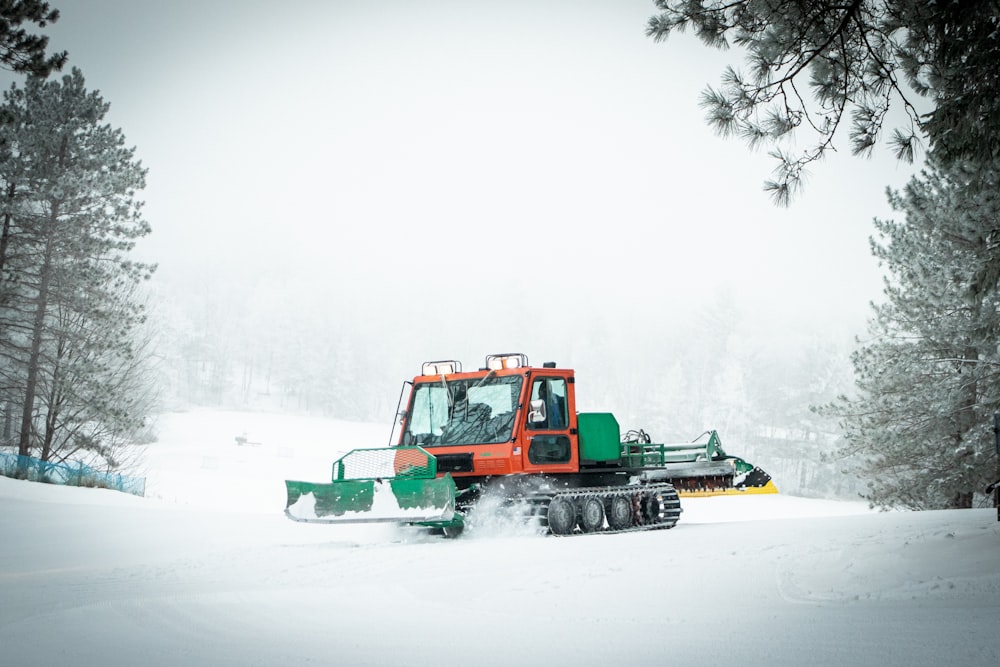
[34, 1, 920, 358]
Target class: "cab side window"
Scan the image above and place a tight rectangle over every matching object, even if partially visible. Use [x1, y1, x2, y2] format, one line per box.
[527, 378, 567, 430]
[527, 434, 571, 464]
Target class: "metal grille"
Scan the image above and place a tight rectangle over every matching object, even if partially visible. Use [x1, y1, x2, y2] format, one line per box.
[333, 446, 437, 481]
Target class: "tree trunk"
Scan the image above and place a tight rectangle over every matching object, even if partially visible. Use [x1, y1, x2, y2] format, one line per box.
[994, 459, 999, 522]
[17, 135, 66, 458]
[39, 357, 61, 462]
[17, 223, 55, 457]
[2, 401, 10, 443]
[948, 491, 973, 509]
[0, 181, 15, 298]
[39, 409, 57, 461]
[946, 342, 979, 511]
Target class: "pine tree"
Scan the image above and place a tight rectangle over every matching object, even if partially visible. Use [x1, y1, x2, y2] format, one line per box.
[829, 157, 1000, 509]
[0, 1, 65, 76]
[646, 1, 1000, 205]
[0, 68, 154, 464]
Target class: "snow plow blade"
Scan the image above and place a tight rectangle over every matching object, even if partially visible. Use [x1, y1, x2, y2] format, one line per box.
[284, 446, 458, 525]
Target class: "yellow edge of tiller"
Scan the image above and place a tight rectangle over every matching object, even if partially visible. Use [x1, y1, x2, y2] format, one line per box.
[678, 480, 780, 498]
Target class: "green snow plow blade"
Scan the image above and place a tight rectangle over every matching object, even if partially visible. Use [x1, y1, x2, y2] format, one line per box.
[284, 446, 459, 526]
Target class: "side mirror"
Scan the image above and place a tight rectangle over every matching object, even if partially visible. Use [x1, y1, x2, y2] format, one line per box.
[528, 399, 547, 423]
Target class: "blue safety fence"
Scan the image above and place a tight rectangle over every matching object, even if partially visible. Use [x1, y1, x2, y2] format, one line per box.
[0, 451, 145, 497]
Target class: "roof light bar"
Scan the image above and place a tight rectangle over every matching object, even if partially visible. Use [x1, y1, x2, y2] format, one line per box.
[422, 360, 461, 376]
[485, 353, 529, 370]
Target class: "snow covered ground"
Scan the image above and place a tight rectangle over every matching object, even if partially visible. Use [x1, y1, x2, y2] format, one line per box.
[1, 409, 998, 666]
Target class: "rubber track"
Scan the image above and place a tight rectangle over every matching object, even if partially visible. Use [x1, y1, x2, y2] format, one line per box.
[522, 483, 682, 536]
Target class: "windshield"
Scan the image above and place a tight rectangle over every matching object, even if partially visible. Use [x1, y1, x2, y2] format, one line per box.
[402, 374, 522, 446]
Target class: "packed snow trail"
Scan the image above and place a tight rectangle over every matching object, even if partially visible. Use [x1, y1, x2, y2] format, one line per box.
[3, 410, 999, 666]
[2, 475, 999, 667]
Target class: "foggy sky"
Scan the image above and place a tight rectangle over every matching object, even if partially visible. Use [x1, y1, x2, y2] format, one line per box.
[29, 0, 918, 366]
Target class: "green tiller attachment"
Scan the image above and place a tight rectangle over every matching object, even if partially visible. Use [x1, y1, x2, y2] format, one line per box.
[284, 446, 459, 526]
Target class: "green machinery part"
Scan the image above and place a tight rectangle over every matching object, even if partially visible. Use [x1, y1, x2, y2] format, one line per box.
[284, 446, 461, 527]
[578, 413, 778, 496]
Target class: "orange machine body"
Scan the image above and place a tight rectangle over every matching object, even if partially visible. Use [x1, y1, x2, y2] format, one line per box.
[393, 354, 582, 487]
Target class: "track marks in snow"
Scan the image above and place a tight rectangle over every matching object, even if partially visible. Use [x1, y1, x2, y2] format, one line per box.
[774, 512, 1000, 606]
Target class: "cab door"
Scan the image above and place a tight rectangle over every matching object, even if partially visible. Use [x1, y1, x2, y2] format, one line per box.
[519, 374, 578, 474]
